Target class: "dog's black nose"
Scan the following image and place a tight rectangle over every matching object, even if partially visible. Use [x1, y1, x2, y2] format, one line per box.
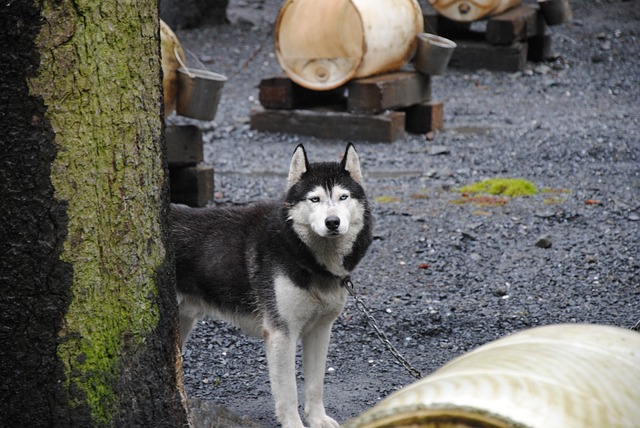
[325, 216, 340, 231]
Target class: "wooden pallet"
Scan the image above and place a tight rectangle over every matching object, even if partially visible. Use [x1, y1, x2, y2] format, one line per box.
[424, 4, 552, 72]
[251, 72, 445, 142]
[166, 124, 214, 207]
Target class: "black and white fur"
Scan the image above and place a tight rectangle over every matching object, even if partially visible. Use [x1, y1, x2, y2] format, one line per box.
[172, 143, 372, 428]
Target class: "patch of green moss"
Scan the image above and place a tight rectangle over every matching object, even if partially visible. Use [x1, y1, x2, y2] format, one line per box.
[375, 195, 402, 204]
[452, 195, 509, 207]
[460, 178, 538, 197]
[541, 187, 571, 194]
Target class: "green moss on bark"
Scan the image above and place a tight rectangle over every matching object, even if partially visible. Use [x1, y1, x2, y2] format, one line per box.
[28, 0, 165, 424]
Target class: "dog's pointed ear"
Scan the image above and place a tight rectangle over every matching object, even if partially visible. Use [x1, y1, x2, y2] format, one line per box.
[340, 142, 362, 184]
[288, 144, 309, 188]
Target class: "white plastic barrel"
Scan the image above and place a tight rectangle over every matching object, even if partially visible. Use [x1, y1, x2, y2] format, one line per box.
[274, 0, 424, 91]
[344, 324, 640, 428]
[429, 0, 522, 22]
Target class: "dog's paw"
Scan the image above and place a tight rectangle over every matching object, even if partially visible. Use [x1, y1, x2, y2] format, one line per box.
[307, 415, 340, 428]
[279, 414, 307, 428]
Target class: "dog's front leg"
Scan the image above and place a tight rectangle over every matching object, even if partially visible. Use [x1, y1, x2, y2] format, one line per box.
[264, 326, 305, 428]
[301, 316, 340, 428]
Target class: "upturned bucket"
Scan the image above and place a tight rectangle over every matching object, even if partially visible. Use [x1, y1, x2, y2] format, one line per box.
[275, 0, 424, 91]
[176, 68, 227, 121]
[413, 33, 457, 76]
[344, 324, 640, 428]
[538, 0, 572, 26]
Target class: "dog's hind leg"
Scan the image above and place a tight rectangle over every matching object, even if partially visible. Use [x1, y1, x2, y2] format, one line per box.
[179, 313, 197, 349]
[301, 316, 340, 428]
[264, 326, 305, 428]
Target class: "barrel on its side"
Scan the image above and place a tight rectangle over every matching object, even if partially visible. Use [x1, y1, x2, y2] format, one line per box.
[345, 324, 640, 428]
[275, 0, 424, 91]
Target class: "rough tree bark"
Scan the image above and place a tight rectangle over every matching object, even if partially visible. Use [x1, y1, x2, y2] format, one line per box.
[0, 1, 189, 426]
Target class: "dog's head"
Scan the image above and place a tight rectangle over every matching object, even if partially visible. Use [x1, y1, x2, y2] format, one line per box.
[285, 143, 367, 240]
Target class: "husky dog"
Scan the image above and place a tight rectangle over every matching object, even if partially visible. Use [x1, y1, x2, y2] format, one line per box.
[172, 143, 372, 428]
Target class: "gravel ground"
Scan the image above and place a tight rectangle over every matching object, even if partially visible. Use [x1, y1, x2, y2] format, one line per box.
[173, 1, 639, 426]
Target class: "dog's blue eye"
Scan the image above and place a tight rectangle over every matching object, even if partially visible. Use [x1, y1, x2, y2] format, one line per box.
[309, 197, 320, 203]
[339, 195, 349, 201]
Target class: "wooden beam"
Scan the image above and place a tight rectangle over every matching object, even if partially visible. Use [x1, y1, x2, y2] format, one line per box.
[169, 165, 214, 207]
[487, 4, 546, 45]
[250, 106, 405, 142]
[404, 101, 444, 134]
[166, 124, 203, 167]
[347, 71, 431, 114]
[449, 40, 528, 72]
[528, 32, 553, 62]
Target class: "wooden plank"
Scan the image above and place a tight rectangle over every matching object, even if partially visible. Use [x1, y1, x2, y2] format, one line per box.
[347, 71, 431, 114]
[487, 4, 546, 45]
[166, 124, 203, 167]
[258, 76, 345, 110]
[404, 100, 444, 134]
[250, 106, 405, 142]
[449, 40, 528, 72]
[528, 32, 552, 62]
[169, 165, 214, 207]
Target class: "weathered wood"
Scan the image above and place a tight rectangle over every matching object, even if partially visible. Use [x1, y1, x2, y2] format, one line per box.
[258, 76, 346, 110]
[347, 71, 431, 114]
[528, 32, 553, 62]
[449, 40, 528, 72]
[170, 165, 214, 207]
[250, 106, 406, 142]
[487, 4, 546, 45]
[166, 124, 203, 167]
[404, 101, 445, 134]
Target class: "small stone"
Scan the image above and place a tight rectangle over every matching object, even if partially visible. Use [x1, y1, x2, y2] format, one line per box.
[429, 145, 450, 156]
[494, 282, 510, 297]
[534, 210, 555, 219]
[535, 235, 553, 249]
[628, 212, 640, 221]
[460, 231, 477, 241]
[534, 65, 551, 75]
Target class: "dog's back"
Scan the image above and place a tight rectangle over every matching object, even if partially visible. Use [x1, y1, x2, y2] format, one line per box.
[171, 202, 276, 324]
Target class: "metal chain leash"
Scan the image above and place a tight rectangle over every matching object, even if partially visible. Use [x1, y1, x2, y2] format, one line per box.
[342, 277, 423, 380]
[343, 279, 640, 379]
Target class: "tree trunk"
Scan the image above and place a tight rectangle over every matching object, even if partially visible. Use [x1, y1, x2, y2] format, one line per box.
[0, 1, 189, 426]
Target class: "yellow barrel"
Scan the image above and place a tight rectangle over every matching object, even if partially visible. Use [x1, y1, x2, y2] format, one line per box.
[344, 324, 640, 428]
[274, 0, 424, 91]
[429, 0, 522, 22]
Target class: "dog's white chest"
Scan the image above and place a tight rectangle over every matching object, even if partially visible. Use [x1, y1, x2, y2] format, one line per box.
[274, 274, 347, 335]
